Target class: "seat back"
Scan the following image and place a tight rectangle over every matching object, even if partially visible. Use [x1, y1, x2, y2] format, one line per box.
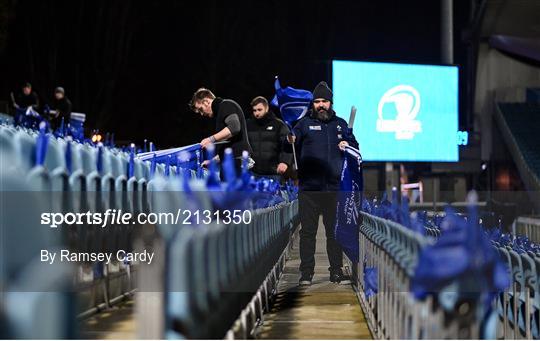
[44, 138, 65, 172]
[13, 131, 36, 171]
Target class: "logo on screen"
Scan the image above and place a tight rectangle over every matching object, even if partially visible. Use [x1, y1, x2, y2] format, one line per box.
[376, 85, 422, 140]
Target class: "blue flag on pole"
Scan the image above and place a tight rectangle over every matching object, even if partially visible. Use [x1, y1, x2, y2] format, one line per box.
[271, 77, 313, 127]
[334, 146, 363, 263]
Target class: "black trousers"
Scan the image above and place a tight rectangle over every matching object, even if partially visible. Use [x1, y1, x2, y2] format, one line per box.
[298, 191, 343, 275]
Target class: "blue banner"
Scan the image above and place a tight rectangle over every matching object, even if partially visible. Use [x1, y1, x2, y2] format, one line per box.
[334, 146, 363, 263]
[270, 77, 313, 127]
[136, 144, 201, 171]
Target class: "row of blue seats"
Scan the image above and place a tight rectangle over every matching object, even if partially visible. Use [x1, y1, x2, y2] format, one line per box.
[1, 122, 300, 339]
[151, 175, 298, 338]
[424, 216, 539, 339]
[1, 124, 178, 255]
[493, 240, 539, 339]
[421, 205, 539, 339]
[424, 208, 540, 339]
[1, 167, 76, 339]
[0, 123, 176, 181]
[357, 191, 539, 339]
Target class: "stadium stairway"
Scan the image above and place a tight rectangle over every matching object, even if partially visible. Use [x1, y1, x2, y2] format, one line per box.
[256, 219, 372, 339]
[494, 101, 540, 211]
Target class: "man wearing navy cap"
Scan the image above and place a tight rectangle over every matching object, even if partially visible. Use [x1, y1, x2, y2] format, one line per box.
[287, 81, 359, 286]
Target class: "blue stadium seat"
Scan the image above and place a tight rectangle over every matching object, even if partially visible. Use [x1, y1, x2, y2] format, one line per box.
[13, 131, 35, 171]
[109, 152, 125, 178]
[69, 141, 84, 174]
[44, 138, 66, 172]
[508, 248, 527, 334]
[1, 168, 74, 339]
[520, 252, 538, 338]
[78, 144, 97, 175]
[0, 132, 16, 173]
[165, 228, 195, 339]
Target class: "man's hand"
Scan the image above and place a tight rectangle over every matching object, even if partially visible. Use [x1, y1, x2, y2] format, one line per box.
[277, 163, 288, 174]
[338, 141, 349, 151]
[200, 136, 215, 149]
[13, 103, 19, 109]
[201, 156, 219, 168]
[287, 133, 296, 144]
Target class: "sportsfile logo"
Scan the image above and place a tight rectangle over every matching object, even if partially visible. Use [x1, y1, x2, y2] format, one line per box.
[376, 85, 422, 140]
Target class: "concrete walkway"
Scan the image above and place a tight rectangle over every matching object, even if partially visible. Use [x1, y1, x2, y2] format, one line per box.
[79, 299, 136, 339]
[257, 224, 372, 339]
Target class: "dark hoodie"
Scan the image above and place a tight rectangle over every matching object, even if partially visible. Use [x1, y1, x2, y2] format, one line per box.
[289, 108, 358, 191]
[247, 111, 292, 175]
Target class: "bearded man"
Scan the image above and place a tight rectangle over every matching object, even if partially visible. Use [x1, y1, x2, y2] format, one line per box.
[286, 81, 359, 286]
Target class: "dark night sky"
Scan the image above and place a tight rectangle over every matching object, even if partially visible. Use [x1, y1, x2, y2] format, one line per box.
[0, 0, 471, 148]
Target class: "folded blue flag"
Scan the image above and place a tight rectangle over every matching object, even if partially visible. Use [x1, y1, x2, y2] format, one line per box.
[271, 77, 313, 127]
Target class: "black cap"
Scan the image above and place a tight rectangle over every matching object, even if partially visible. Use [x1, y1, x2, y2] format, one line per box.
[312, 81, 333, 102]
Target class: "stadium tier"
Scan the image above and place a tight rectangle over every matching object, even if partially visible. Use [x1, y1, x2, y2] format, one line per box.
[497, 102, 540, 181]
[2, 121, 539, 339]
[0, 122, 300, 339]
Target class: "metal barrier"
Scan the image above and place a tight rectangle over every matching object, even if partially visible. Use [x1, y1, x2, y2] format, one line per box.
[352, 204, 540, 340]
[354, 212, 440, 339]
[492, 236, 540, 339]
[135, 198, 299, 339]
[514, 216, 540, 243]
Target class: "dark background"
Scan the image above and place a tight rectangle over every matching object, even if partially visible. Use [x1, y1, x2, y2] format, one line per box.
[0, 0, 471, 148]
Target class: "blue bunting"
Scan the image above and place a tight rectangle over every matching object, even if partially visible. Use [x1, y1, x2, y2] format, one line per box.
[205, 145, 220, 190]
[65, 140, 72, 174]
[410, 203, 511, 301]
[150, 154, 157, 178]
[35, 122, 49, 167]
[335, 146, 363, 263]
[165, 155, 171, 177]
[270, 76, 313, 127]
[97, 145, 104, 175]
[128, 147, 135, 178]
[364, 266, 378, 298]
[53, 117, 65, 138]
[222, 148, 237, 189]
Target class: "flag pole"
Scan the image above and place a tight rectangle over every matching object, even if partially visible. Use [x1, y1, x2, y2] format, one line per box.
[348, 105, 357, 129]
[291, 136, 299, 170]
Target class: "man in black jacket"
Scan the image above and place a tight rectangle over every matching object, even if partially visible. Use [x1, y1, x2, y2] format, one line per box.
[11, 82, 39, 111]
[287, 81, 359, 286]
[49, 87, 72, 130]
[190, 88, 252, 173]
[246, 96, 292, 180]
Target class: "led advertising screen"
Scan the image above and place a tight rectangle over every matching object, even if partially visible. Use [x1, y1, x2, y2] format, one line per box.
[332, 60, 459, 162]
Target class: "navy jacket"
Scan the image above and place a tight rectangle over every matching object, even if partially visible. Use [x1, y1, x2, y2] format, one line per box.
[291, 109, 358, 191]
